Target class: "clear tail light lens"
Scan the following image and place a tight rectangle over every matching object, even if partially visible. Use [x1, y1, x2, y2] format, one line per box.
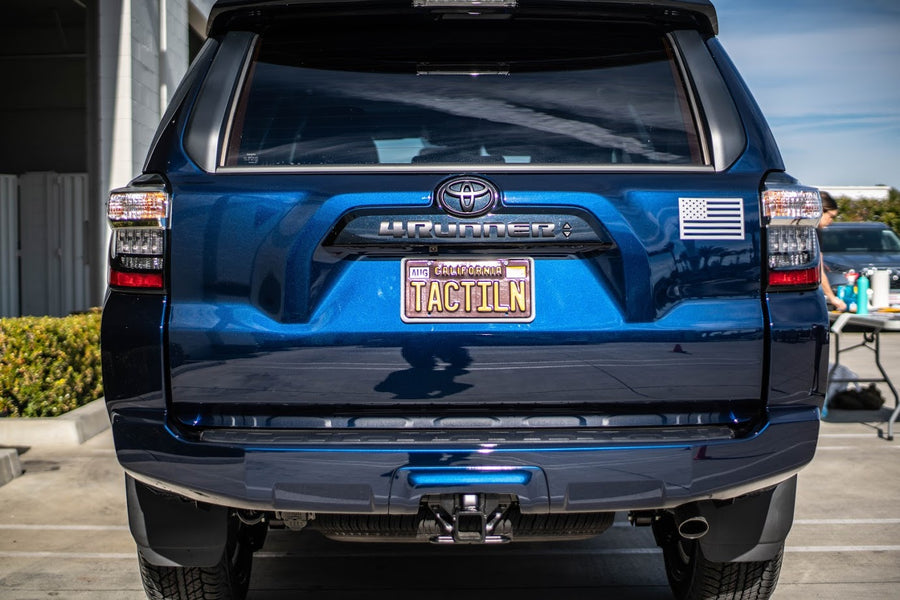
[761, 176, 822, 291]
[767, 226, 817, 269]
[115, 228, 165, 256]
[108, 191, 168, 222]
[107, 186, 169, 290]
[761, 189, 822, 220]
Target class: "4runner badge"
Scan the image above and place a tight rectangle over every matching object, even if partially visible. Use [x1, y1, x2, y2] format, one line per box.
[436, 176, 499, 218]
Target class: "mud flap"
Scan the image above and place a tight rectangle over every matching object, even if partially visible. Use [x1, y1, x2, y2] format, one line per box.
[697, 475, 796, 562]
[126, 474, 228, 567]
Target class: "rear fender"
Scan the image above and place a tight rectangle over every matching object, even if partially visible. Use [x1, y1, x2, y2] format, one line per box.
[766, 291, 829, 408]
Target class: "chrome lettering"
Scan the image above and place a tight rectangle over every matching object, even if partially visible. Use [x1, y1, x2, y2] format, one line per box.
[433, 223, 458, 238]
[533, 223, 555, 237]
[483, 223, 506, 238]
[459, 223, 482, 238]
[378, 220, 558, 239]
[378, 221, 406, 237]
[408, 221, 433, 238]
[508, 223, 531, 237]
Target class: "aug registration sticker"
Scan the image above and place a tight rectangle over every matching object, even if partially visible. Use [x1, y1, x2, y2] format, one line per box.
[401, 258, 534, 323]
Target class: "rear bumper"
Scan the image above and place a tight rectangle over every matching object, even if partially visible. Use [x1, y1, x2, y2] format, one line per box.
[110, 405, 819, 514]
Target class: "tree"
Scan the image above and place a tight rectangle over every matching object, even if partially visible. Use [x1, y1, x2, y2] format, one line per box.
[835, 188, 900, 234]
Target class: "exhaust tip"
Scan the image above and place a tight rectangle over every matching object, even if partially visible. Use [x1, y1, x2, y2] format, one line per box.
[677, 515, 710, 540]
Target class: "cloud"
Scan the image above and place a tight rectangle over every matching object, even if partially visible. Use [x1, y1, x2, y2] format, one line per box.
[721, 26, 900, 114]
[715, 0, 900, 187]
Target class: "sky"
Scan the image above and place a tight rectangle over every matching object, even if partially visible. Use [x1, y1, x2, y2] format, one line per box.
[713, 0, 900, 189]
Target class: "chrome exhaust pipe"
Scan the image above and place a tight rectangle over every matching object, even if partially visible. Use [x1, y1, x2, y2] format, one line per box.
[677, 515, 710, 540]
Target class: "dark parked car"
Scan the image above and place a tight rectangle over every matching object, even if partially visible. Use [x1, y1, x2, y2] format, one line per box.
[101, 1, 828, 599]
[820, 221, 900, 297]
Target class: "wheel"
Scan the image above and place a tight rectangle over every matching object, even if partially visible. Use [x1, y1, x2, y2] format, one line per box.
[656, 517, 783, 600]
[138, 518, 253, 600]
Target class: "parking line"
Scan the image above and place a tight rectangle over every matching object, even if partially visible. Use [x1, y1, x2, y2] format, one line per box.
[786, 545, 900, 553]
[794, 518, 900, 525]
[0, 551, 134, 559]
[2, 545, 899, 561]
[250, 545, 900, 558]
[0, 524, 129, 531]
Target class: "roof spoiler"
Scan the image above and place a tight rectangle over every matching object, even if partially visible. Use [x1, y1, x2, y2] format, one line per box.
[207, 0, 718, 37]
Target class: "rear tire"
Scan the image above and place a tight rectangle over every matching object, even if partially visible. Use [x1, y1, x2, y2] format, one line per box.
[657, 519, 783, 600]
[138, 519, 253, 600]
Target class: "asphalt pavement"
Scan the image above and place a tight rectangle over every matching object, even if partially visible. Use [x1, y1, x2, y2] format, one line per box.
[1, 329, 899, 599]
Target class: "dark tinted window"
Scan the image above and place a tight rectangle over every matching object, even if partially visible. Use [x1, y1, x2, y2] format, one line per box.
[224, 18, 703, 168]
[820, 227, 900, 253]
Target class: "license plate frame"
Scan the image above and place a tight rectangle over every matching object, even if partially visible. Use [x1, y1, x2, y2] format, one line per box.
[401, 257, 535, 323]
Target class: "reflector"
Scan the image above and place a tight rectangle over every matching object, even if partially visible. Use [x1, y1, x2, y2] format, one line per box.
[768, 267, 819, 287]
[109, 270, 164, 289]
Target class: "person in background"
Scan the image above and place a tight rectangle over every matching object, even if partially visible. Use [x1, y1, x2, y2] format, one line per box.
[818, 191, 846, 311]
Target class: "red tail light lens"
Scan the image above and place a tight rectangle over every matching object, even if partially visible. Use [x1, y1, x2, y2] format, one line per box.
[108, 270, 164, 289]
[768, 267, 820, 288]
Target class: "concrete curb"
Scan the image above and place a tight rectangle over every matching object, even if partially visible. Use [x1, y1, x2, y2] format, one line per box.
[0, 398, 110, 449]
[0, 448, 22, 487]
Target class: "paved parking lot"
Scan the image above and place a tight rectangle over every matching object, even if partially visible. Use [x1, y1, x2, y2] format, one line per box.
[1, 330, 899, 600]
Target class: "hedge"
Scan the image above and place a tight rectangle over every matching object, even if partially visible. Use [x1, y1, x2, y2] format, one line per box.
[0, 309, 103, 418]
[835, 188, 900, 234]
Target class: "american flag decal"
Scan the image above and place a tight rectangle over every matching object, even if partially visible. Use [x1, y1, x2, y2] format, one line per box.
[679, 198, 745, 240]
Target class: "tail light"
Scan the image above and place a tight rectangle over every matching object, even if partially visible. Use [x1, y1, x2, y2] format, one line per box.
[761, 175, 822, 290]
[107, 183, 169, 290]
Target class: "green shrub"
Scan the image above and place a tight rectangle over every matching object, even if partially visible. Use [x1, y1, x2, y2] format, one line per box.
[835, 188, 900, 234]
[0, 309, 103, 417]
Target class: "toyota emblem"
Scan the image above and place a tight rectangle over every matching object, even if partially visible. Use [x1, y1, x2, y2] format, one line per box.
[435, 176, 500, 218]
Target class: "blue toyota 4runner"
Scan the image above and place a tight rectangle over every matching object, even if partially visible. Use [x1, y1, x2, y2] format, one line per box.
[101, 1, 828, 598]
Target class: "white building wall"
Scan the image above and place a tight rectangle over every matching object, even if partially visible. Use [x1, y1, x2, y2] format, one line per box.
[131, 0, 161, 178]
[128, 0, 189, 173]
[97, 0, 195, 193]
[817, 186, 892, 201]
[163, 0, 190, 110]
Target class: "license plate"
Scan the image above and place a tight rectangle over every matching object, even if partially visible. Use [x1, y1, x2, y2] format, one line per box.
[402, 258, 534, 323]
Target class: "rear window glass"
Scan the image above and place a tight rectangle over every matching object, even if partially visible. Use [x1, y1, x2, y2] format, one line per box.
[223, 19, 703, 168]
